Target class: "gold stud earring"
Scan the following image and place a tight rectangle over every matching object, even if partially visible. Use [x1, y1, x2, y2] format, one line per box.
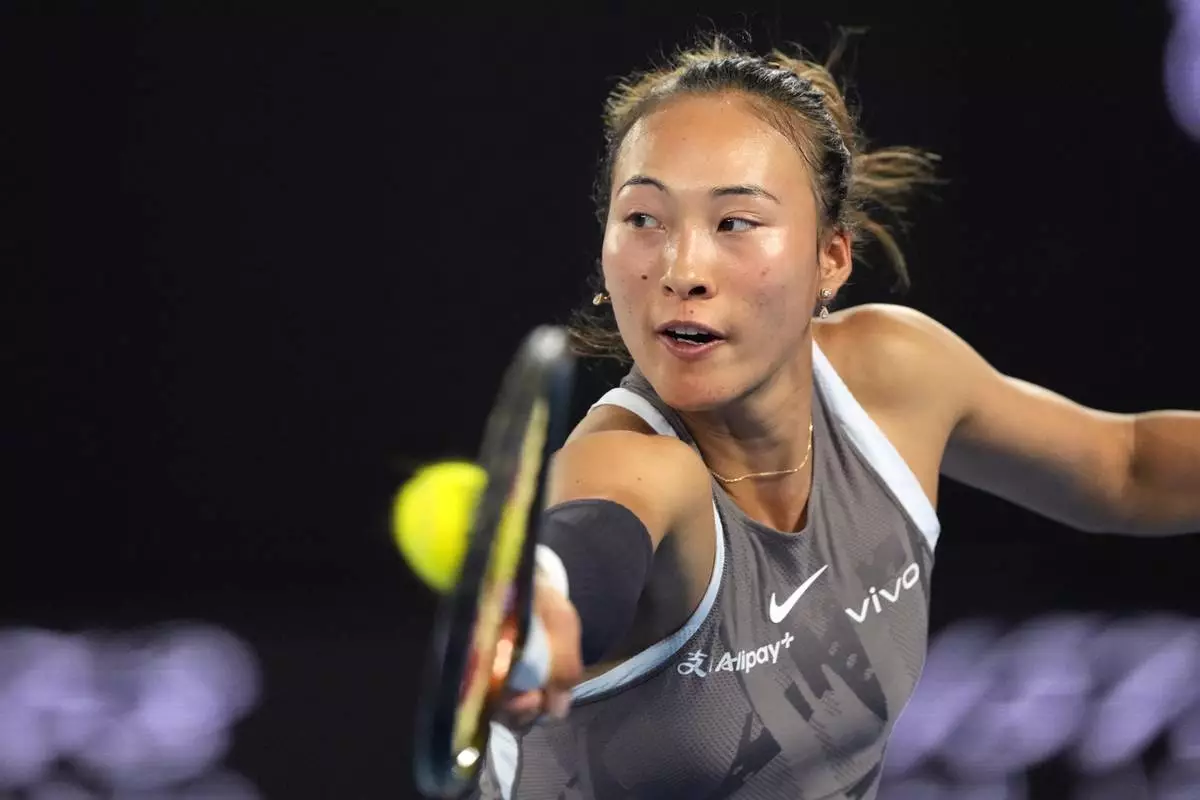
[592, 292, 610, 306]
[818, 287, 833, 319]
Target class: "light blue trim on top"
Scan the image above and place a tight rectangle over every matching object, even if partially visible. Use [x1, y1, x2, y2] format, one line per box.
[590, 387, 678, 437]
[811, 341, 941, 551]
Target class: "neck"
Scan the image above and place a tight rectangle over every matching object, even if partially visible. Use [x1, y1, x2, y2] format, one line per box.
[678, 340, 815, 483]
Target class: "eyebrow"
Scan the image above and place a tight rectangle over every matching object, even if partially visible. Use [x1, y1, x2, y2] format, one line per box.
[619, 174, 781, 204]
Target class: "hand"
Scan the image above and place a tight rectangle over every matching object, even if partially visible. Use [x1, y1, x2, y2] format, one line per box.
[495, 575, 583, 730]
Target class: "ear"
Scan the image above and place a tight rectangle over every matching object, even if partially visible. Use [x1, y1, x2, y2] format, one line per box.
[817, 228, 853, 296]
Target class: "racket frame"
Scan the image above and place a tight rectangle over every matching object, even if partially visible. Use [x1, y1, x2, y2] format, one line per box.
[413, 325, 576, 798]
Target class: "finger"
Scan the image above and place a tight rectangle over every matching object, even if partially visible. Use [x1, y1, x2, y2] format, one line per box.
[495, 689, 546, 732]
[544, 687, 572, 720]
[532, 584, 584, 688]
[503, 689, 544, 717]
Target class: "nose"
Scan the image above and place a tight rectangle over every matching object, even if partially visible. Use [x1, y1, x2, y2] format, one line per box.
[661, 271, 712, 299]
[660, 231, 716, 299]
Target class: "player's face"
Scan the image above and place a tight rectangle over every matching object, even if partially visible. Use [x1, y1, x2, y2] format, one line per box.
[602, 93, 844, 411]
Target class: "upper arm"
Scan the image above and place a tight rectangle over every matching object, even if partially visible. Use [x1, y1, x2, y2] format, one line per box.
[545, 428, 712, 551]
[943, 360, 1135, 533]
[835, 304, 1136, 533]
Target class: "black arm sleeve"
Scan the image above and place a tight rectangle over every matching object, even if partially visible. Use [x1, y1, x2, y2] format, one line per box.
[537, 498, 654, 665]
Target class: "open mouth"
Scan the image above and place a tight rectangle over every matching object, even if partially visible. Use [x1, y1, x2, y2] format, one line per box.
[658, 324, 724, 347]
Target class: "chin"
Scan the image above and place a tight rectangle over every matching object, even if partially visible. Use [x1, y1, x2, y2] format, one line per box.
[639, 362, 744, 414]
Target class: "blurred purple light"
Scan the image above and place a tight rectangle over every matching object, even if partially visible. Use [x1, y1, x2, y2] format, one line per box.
[0, 630, 98, 789]
[939, 616, 1095, 778]
[1165, 0, 1200, 141]
[1072, 619, 1200, 772]
[0, 624, 260, 794]
[880, 613, 1200, 798]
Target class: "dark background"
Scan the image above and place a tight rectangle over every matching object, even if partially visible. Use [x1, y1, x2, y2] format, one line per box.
[5, 3, 1200, 798]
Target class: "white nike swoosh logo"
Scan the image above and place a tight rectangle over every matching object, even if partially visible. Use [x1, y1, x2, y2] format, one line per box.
[768, 565, 829, 624]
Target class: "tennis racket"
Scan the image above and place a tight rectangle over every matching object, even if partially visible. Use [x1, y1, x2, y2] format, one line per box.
[413, 325, 576, 798]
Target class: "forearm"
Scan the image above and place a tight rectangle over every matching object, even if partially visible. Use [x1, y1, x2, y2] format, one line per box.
[1122, 411, 1200, 535]
[536, 498, 654, 665]
[508, 498, 653, 700]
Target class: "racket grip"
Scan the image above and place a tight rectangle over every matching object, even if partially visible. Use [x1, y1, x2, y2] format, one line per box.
[507, 545, 570, 693]
[508, 614, 551, 692]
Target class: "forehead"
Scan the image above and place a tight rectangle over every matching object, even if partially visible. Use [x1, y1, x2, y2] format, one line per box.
[613, 93, 812, 195]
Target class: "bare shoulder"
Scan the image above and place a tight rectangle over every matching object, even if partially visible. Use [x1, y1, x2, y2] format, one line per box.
[814, 302, 982, 417]
[567, 401, 660, 440]
[812, 303, 990, 503]
[547, 404, 712, 549]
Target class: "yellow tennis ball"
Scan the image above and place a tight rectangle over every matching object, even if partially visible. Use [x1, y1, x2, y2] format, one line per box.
[392, 461, 487, 593]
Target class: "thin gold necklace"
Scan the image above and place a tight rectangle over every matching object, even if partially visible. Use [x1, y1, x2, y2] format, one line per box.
[710, 422, 814, 484]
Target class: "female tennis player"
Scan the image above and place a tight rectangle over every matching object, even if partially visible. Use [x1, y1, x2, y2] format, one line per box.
[474, 35, 1200, 800]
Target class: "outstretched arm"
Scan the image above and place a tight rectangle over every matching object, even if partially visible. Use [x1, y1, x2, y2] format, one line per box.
[857, 305, 1200, 536]
[1119, 412, 1200, 533]
[500, 421, 715, 727]
[944, 371, 1200, 536]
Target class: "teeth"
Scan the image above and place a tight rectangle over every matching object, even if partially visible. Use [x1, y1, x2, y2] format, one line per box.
[668, 326, 708, 335]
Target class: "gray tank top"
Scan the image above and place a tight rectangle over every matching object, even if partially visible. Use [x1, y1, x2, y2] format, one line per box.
[477, 341, 940, 800]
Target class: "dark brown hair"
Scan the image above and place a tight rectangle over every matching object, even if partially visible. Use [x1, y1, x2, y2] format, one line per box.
[568, 33, 940, 361]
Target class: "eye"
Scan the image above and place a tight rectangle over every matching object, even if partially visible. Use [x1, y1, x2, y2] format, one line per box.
[625, 212, 661, 230]
[718, 217, 760, 233]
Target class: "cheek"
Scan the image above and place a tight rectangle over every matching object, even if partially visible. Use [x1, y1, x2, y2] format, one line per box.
[600, 230, 647, 340]
[737, 241, 813, 320]
[602, 227, 654, 294]
[745, 277, 797, 329]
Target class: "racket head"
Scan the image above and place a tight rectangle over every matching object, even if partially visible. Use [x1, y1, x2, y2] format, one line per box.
[413, 325, 575, 798]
